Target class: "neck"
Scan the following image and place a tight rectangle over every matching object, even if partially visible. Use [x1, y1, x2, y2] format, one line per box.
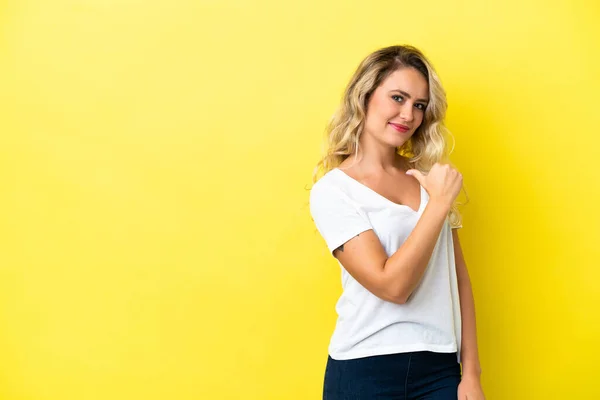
[354, 134, 407, 173]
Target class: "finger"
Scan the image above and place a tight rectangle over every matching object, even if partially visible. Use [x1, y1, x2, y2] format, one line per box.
[405, 169, 424, 182]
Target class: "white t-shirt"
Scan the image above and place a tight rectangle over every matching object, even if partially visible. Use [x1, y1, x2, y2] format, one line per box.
[309, 168, 462, 362]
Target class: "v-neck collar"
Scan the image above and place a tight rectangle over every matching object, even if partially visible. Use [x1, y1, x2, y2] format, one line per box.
[333, 168, 425, 213]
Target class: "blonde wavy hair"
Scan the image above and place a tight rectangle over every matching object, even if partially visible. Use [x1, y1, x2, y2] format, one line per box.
[312, 45, 467, 228]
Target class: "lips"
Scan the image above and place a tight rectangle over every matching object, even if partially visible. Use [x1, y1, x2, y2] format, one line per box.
[389, 123, 410, 133]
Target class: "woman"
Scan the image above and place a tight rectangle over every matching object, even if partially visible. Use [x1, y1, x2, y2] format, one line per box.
[309, 45, 485, 400]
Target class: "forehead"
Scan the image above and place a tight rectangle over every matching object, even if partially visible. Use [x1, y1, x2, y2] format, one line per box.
[378, 68, 429, 98]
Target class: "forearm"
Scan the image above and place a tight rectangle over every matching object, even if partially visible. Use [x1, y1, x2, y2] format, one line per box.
[458, 263, 482, 377]
[382, 200, 450, 302]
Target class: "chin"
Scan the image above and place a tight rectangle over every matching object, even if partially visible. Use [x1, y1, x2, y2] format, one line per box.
[385, 136, 410, 149]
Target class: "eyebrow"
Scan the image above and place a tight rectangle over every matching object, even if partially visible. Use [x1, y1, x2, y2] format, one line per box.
[389, 89, 429, 103]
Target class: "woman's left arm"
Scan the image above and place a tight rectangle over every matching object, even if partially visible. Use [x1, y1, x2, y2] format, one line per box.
[453, 229, 486, 400]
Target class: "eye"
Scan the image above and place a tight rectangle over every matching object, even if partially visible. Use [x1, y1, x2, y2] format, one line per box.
[391, 95, 403, 102]
[415, 103, 427, 110]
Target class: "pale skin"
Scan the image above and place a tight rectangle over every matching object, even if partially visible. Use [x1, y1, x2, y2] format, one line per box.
[334, 67, 485, 399]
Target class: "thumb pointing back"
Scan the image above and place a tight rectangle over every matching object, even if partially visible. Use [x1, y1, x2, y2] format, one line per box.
[406, 169, 425, 184]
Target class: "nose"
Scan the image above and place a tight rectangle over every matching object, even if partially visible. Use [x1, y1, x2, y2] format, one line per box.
[400, 103, 414, 122]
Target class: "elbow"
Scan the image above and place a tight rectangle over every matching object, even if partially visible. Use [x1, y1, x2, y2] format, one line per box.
[378, 269, 412, 305]
[388, 293, 410, 305]
[383, 285, 411, 305]
[377, 260, 417, 304]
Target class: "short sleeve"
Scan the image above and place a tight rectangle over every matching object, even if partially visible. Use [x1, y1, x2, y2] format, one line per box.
[309, 181, 373, 254]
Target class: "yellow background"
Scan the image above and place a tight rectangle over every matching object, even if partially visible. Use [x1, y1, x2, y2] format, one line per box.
[1, 0, 599, 398]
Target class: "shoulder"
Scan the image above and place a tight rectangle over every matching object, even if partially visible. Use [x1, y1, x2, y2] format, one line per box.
[310, 169, 342, 199]
[309, 169, 352, 214]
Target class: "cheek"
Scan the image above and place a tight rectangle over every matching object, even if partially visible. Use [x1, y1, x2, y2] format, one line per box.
[415, 110, 425, 125]
[364, 101, 379, 127]
[368, 97, 395, 122]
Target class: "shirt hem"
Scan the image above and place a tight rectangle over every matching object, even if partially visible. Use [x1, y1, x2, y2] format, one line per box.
[328, 343, 458, 361]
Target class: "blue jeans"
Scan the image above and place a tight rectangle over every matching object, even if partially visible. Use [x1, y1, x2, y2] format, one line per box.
[323, 351, 461, 400]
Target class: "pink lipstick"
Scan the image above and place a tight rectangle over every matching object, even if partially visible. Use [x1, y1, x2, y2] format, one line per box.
[389, 123, 410, 133]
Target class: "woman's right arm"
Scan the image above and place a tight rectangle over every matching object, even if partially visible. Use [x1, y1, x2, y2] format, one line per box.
[333, 163, 462, 304]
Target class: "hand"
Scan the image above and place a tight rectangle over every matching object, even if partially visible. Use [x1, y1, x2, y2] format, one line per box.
[406, 163, 462, 208]
[457, 375, 485, 400]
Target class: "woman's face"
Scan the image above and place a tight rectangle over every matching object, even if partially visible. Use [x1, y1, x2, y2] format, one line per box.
[363, 67, 429, 148]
